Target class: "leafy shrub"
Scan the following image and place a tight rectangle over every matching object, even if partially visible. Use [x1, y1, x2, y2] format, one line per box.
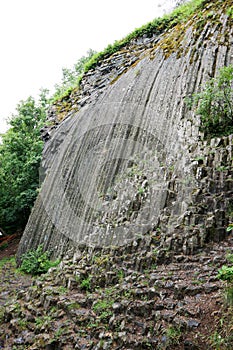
[227, 6, 233, 18]
[53, 49, 96, 101]
[217, 265, 233, 283]
[188, 65, 233, 139]
[20, 245, 60, 275]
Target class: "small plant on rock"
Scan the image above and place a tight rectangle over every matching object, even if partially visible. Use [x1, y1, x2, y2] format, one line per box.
[166, 326, 182, 345]
[218, 264, 233, 284]
[20, 245, 60, 275]
[187, 65, 233, 139]
[80, 276, 92, 291]
[218, 254, 233, 306]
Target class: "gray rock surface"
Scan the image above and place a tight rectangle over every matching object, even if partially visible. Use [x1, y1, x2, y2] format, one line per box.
[17, 5, 233, 261]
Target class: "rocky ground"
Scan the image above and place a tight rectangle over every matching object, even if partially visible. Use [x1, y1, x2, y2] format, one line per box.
[0, 235, 233, 349]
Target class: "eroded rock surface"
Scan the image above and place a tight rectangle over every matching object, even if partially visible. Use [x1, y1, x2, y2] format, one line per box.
[17, 2, 233, 261]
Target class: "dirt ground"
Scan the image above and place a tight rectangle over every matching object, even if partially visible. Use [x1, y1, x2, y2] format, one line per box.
[0, 234, 21, 260]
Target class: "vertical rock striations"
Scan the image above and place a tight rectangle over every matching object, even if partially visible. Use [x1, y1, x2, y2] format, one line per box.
[17, 2, 233, 261]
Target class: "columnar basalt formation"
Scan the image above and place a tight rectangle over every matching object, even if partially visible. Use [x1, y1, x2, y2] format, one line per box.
[17, 1, 233, 262]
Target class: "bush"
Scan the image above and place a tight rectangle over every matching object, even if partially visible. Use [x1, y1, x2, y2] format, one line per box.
[217, 265, 233, 283]
[188, 65, 233, 139]
[53, 49, 96, 101]
[20, 245, 60, 275]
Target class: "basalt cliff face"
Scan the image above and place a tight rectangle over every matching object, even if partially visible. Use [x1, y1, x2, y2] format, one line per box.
[17, 0, 233, 262]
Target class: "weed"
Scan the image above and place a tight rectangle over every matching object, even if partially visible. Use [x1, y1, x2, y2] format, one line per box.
[218, 253, 233, 306]
[87, 322, 100, 329]
[54, 326, 68, 339]
[217, 265, 233, 283]
[19, 245, 60, 275]
[35, 315, 52, 329]
[92, 299, 114, 322]
[57, 286, 68, 294]
[117, 269, 125, 282]
[105, 286, 117, 296]
[187, 65, 233, 139]
[67, 302, 80, 310]
[18, 319, 27, 330]
[216, 166, 229, 171]
[227, 6, 233, 18]
[192, 278, 204, 285]
[226, 253, 233, 263]
[93, 300, 114, 313]
[209, 331, 225, 349]
[166, 326, 182, 345]
[138, 186, 145, 195]
[80, 276, 91, 291]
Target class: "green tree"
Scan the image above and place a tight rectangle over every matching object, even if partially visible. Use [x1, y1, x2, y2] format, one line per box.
[53, 49, 96, 100]
[0, 89, 50, 232]
[190, 65, 233, 139]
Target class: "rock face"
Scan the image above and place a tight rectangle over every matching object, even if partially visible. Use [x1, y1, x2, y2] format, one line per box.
[17, 1, 233, 261]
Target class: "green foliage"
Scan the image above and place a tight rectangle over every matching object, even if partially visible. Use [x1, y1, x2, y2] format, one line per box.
[188, 65, 233, 139]
[166, 326, 182, 345]
[53, 49, 96, 101]
[92, 299, 114, 312]
[35, 315, 52, 329]
[84, 0, 205, 72]
[227, 223, 233, 232]
[57, 286, 68, 294]
[117, 269, 125, 281]
[20, 245, 60, 275]
[80, 276, 92, 291]
[0, 90, 50, 232]
[217, 265, 233, 283]
[92, 299, 114, 321]
[209, 331, 226, 349]
[0, 0, 221, 235]
[218, 253, 233, 306]
[226, 253, 233, 263]
[227, 6, 233, 18]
